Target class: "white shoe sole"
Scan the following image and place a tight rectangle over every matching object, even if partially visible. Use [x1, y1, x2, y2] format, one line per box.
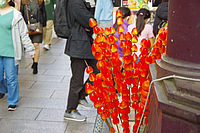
[64, 117, 86, 122]
[8, 108, 16, 111]
[78, 104, 93, 109]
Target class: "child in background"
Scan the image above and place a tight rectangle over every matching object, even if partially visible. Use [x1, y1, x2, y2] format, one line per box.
[0, 0, 35, 111]
[112, 6, 131, 58]
[128, 8, 154, 56]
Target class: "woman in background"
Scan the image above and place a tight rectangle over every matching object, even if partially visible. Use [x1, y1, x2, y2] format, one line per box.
[128, 8, 154, 56]
[0, 0, 35, 111]
[20, 0, 46, 74]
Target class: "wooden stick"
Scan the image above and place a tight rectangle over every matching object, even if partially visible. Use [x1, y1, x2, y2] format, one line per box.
[105, 119, 114, 133]
[119, 114, 123, 124]
[84, 60, 88, 66]
[116, 124, 120, 133]
[135, 109, 136, 119]
[109, 117, 114, 127]
[129, 85, 131, 107]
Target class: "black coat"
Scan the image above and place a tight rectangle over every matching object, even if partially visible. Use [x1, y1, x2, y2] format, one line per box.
[20, 0, 47, 27]
[153, 2, 168, 36]
[64, 0, 95, 59]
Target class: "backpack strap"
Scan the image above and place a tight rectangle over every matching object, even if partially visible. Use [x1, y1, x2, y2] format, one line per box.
[25, 5, 30, 24]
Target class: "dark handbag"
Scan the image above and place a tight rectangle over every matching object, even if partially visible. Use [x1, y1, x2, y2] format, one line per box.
[26, 6, 42, 35]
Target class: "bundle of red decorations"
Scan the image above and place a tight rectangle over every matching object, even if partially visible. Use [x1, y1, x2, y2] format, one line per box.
[87, 11, 168, 133]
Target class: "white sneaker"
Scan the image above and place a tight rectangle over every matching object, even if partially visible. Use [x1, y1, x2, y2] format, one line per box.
[43, 44, 50, 50]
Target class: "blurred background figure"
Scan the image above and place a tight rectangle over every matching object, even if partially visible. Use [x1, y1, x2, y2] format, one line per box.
[153, 0, 168, 36]
[85, 0, 95, 15]
[94, 0, 113, 29]
[43, 0, 56, 50]
[20, 0, 46, 74]
[14, 0, 20, 10]
[0, 0, 35, 111]
[152, 0, 162, 7]
[112, 6, 131, 59]
[128, 8, 154, 56]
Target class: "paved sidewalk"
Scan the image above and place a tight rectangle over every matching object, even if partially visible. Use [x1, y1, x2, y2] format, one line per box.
[0, 38, 103, 133]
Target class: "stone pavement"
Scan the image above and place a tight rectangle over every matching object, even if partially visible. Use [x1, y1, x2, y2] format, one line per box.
[0, 38, 108, 133]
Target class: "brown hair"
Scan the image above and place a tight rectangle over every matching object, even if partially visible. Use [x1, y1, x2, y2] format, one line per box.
[113, 6, 131, 31]
[136, 8, 150, 36]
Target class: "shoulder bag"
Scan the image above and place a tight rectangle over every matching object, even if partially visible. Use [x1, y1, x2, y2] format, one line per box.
[25, 5, 42, 35]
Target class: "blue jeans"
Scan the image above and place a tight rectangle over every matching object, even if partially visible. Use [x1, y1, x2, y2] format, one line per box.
[0, 56, 19, 105]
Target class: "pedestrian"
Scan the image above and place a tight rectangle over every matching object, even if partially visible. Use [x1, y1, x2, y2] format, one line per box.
[63, 0, 99, 122]
[94, 0, 113, 29]
[43, 0, 56, 50]
[20, 0, 47, 74]
[0, 0, 35, 111]
[14, 0, 21, 10]
[85, 0, 95, 15]
[128, 8, 154, 57]
[153, 0, 168, 36]
[112, 6, 131, 58]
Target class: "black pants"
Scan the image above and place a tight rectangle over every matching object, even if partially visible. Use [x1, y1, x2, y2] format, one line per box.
[66, 57, 99, 113]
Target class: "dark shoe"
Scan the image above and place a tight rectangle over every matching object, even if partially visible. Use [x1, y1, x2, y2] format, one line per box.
[31, 58, 34, 68]
[64, 110, 86, 121]
[32, 62, 38, 74]
[0, 93, 5, 99]
[79, 99, 93, 109]
[8, 105, 17, 111]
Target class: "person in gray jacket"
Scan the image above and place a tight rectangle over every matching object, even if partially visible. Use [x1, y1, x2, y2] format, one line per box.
[0, 0, 35, 111]
[63, 0, 99, 122]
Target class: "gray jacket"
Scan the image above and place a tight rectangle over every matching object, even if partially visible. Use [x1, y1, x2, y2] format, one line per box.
[12, 8, 35, 65]
[64, 0, 95, 59]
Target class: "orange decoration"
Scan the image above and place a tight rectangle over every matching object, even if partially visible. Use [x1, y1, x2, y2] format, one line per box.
[131, 35, 138, 43]
[89, 18, 97, 27]
[131, 27, 138, 35]
[142, 80, 150, 91]
[110, 26, 116, 34]
[104, 27, 111, 36]
[118, 25, 125, 33]
[89, 73, 96, 82]
[116, 10, 123, 17]
[117, 17, 124, 25]
[86, 66, 93, 74]
[124, 32, 132, 41]
[119, 33, 126, 41]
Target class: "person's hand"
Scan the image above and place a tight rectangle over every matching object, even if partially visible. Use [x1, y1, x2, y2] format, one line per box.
[85, 28, 90, 32]
[31, 54, 35, 58]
